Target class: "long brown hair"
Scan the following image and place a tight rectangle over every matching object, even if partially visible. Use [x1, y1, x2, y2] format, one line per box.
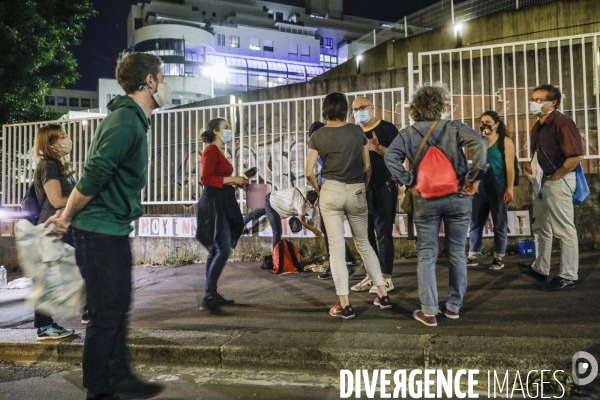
[33, 124, 74, 176]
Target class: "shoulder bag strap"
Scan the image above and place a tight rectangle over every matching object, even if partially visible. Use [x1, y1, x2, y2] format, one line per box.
[407, 120, 440, 172]
[285, 240, 301, 270]
[277, 241, 285, 274]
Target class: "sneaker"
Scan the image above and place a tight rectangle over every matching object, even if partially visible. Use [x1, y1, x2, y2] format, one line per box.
[518, 263, 548, 283]
[37, 323, 75, 341]
[81, 311, 90, 325]
[113, 374, 164, 399]
[213, 292, 235, 305]
[199, 295, 222, 312]
[467, 257, 479, 267]
[329, 302, 355, 319]
[351, 276, 373, 292]
[369, 278, 394, 294]
[318, 266, 333, 280]
[543, 276, 575, 291]
[413, 310, 437, 327]
[438, 302, 459, 319]
[373, 295, 392, 310]
[489, 258, 504, 270]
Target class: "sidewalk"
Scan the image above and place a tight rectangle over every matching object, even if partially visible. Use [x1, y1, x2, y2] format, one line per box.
[1, 251, 599, 372]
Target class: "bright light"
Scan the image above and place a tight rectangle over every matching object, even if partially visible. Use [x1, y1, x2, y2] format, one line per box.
[82, 120, 88, 125]
[454, 23, 463, 34]
[357, 55, 363, 61]
[204, 66, 228, 83]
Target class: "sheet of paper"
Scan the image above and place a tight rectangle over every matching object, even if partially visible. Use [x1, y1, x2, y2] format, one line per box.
[526, 152, 543, 196]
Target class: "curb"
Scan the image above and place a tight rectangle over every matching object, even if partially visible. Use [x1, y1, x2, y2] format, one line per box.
[1, 328, 598, 373]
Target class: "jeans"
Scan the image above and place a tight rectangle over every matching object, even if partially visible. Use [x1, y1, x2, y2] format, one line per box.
[469, 185, 508, 257]
[72, 228, 132, 396]
[367, 182, 398, 275]
[532, 172, 579, 280]
[320, 180, 384, 296]
[413, 194, 471, 315]
[205, 209, 233, 296]
[243, 194, 283, 250]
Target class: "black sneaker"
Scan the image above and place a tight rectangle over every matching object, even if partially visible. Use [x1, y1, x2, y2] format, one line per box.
[543, 276, 575, 291]
[329, 302, 355, 319]
[112, 374, 164, 399]
[467, 257, 479, 267]
[489, 258, 504, 270]
[518, 263, 548, 283]
[81, 311, 90, 325]
[318, 266, 333, 280]
[213, 292, 235, 306]
[199, 295, 222, 312]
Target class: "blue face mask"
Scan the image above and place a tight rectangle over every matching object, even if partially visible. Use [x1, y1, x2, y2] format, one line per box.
[221, 129, 233, 144]
[354, 110, 371, 124]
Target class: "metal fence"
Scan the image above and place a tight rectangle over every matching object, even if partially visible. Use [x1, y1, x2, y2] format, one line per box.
[1, 88, 406, 208]
[412, 32, 600, 162]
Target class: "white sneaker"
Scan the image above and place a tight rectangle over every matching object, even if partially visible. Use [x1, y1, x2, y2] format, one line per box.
[369, 278, 395, 293]
[351, 276, 373, 292]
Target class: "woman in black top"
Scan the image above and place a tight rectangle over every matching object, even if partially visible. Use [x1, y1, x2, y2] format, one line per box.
[32, 124, 80, 340]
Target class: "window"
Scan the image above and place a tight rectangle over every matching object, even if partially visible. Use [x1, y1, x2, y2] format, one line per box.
[263, 39, 273, 52]
[319, 54, 324, 62]
[325, 38, 333, 49]
[69, 98, 79, 107]
[172, 99, 181, 105]
[288, 44, 298, 55]
[229, 36, 239, 48]
[268, 10, 273, 19]
[249, 38, 260, 51]
[320, 37, 323, 48]
[81, 98, 91, 108]
[331, 56, 337, 64]
[212, 12, 216, 17]
[202, 11, 206, 15]
[216, 33, 225, 46]
[275, 12, 283, 21]
[45, 96, 55, 106]
[57, 97, 67, 106]
[300, 45, 310, 56]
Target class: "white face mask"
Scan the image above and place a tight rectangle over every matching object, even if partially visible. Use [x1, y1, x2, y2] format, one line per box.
[353, 110, 371, 124]
[440, 110, 452, 120]
[529, 101, 549, 117]
[152, 82, 172, 108]
[221, 129, 233, 144]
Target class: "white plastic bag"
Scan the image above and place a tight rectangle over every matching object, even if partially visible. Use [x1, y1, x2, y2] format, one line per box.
[15, 220, 85, 318]
[6, 277, 33, 289]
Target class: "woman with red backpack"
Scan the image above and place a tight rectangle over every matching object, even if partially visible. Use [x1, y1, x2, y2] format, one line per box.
[467, 111, 517, 271]
[384, 83, 487, 327]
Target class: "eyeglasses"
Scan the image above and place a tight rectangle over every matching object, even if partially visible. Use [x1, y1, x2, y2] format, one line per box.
[529, 97, 548, 103]
[351, 104, 372, 112]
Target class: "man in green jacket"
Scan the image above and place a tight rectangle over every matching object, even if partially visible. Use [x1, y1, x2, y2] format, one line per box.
[49, 52, 170, 400]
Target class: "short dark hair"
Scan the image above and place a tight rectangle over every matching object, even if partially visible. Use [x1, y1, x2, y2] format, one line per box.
[116, 52, 163, 94]
[201, 118, 225, 143]
[322, 92, 348, 122]
[306, 190, 318, 205]
[308, 121, 325, 137]
[480, 110, 507, 136]
[533, 84, 562, 108]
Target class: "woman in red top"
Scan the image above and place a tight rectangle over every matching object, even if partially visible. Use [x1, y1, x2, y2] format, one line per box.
[196, 118, 248, 312]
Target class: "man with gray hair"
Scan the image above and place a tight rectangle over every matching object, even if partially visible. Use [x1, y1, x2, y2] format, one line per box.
[385, 83, 486, 327]
[520, 84, 583, 291]
[48, 52, 168, 399]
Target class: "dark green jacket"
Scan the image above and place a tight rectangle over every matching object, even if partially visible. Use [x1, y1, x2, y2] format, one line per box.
[71, 95, 150, 236]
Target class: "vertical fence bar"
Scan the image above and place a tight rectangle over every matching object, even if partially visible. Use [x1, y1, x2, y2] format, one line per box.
[512, 44, 519, 157]
[569, 38, 576, 124]
[594, 35, 600, 159]
[523, 43, 530, 160]
[558, 39, 564, 113]
[581, 37, 589, 157]
[501, 46, 507, 122]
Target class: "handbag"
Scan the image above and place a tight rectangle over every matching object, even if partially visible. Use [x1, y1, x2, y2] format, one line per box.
[400, 120, 440, 213]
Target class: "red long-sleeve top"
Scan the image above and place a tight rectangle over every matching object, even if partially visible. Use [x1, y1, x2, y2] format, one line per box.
[200, 144, 233, 188]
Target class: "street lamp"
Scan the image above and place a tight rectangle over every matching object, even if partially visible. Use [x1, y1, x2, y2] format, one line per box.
[203, 66, 228, 98]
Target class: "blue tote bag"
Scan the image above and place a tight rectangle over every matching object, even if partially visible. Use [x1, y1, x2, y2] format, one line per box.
[572, 164, 590, 205]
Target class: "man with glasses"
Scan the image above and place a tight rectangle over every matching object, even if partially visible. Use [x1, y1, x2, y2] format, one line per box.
[520, 84, 583, 291]
[349, 97, 399, 294]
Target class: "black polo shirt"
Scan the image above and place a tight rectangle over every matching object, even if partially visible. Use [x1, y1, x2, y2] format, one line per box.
[362, 119, 399, 187]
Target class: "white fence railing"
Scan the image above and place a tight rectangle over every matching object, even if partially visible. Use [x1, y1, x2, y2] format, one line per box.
[1, 88, 406, 208]
[412, 32, 600, 161]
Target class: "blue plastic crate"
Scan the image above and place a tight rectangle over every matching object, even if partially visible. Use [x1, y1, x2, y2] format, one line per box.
[517, 239, 536, 258]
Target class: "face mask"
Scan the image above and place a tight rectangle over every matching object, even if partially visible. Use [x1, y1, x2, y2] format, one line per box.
[440, 110, 451, 120]
[480, 124, 494, 136]
[221, 129, 233, 144]
[55, 136, 73, 157]
[353, 110, 371, 124]
[152, 82, 172, 108]
[529, 101, 549, 117]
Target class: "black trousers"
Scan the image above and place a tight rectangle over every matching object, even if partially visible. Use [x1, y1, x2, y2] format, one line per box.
[73, 228, 132, 396]
[367, 181, 398, 275]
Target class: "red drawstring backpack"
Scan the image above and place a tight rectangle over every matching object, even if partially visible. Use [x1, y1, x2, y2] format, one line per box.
[414, 121, 459, 198]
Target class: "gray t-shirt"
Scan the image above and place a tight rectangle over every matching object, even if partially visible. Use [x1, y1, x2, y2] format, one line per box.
[34, 159, 76, 223]
[308, 124, 367, 184]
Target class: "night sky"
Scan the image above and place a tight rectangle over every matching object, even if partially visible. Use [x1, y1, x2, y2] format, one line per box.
[68, 0, 443, 91]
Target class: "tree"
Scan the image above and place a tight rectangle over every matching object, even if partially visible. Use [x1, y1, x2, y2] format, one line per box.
[0, 0, 96, 126]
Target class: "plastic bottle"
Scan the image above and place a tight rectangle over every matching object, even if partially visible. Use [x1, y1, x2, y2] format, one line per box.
[0, 266, 7, 290]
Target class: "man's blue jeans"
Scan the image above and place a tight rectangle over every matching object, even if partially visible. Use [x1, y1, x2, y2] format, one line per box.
[414, 194, 471, 315]
[204, 209, 232, 296]
[73, 228, 132, 396]
[469, 185, 508, 257]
